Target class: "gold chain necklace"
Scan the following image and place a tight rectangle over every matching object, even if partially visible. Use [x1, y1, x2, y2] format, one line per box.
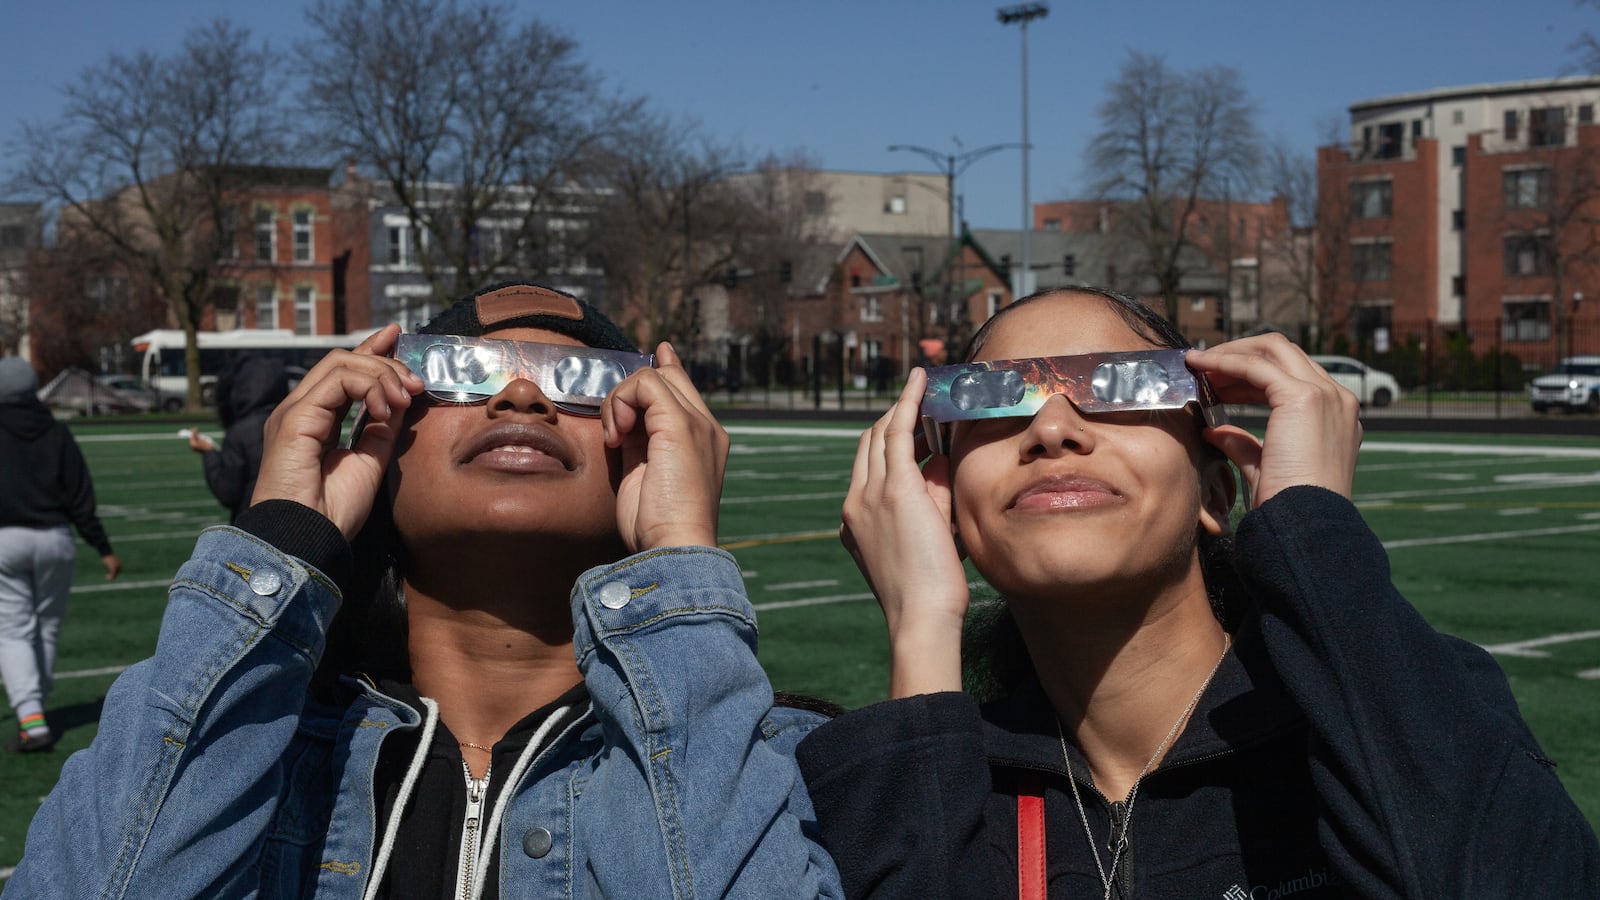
[1057, 632, 1231, 900]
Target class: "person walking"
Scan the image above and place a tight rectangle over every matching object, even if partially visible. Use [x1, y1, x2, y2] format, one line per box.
[0, 356, 121, 753]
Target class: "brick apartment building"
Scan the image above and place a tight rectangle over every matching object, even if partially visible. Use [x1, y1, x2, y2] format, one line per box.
[1319, 77, 1600, 366]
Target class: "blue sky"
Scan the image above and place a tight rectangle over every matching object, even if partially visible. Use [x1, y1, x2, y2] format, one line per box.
[3, 0, 1598, 229]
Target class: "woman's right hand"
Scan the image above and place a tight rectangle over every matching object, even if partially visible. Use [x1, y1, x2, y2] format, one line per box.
[841, 367, 968, 697]
[250, 325, 424, 540]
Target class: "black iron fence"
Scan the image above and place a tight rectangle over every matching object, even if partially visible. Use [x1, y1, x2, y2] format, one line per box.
[696, 317, 1600, 422]
[1318, 317, 1600, 420]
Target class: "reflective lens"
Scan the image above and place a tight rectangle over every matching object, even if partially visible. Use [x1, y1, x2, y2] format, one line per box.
[918, 349, 1226, 454]
[950, 369, 1027, 411]
[396, 334, 653, 413]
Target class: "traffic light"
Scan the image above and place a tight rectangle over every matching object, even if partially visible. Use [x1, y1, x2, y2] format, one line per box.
[724, 267, 738, 289]
[779, 260, 793, 283]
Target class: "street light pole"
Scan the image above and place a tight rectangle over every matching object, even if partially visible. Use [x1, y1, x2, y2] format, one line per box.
[887, 141, 1022, 351]
[997, 2, 1047, 300]
[887, 141, 1022, 240]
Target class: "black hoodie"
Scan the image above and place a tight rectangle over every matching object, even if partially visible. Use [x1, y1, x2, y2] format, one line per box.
[797, 487, 1600, 899]
[0, 395, 114, 556]
[201, 356, 289, 523]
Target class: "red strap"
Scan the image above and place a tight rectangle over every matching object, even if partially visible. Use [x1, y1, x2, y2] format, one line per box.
[1017, 777, 1047, 900]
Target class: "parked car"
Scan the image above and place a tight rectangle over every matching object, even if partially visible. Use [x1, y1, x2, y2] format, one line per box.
[95, 374, 183, 412]
[1309, 355, 1401, 407]
[37, 368, 155, 416]
[1528, 355, 1600, 413]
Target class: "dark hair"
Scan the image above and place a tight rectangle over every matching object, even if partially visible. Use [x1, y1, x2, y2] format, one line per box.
[954, 286, 1246, 702]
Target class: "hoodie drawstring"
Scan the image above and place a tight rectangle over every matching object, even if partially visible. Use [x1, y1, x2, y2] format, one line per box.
[364, 697, 440, 900]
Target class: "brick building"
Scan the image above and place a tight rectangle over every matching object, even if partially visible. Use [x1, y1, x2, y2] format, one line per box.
[212, 166, 348, 336]
[1319, 77, 1600, 365]
[1031, 197, 1295, 341]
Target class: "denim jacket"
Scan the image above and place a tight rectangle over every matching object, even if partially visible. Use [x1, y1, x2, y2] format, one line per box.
[7, 527, 842, 899]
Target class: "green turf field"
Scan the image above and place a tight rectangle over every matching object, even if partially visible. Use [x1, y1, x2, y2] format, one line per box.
[2, 419, 1598, 877]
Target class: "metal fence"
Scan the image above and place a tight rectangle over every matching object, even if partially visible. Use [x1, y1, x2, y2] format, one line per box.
[697, 317, 1600, 422]
[1319, 317, 1600, 420]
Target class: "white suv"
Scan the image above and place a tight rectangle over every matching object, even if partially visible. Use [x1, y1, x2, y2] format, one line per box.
[1528, 355, 1600, 413]
[1310, 355, 1401, 407]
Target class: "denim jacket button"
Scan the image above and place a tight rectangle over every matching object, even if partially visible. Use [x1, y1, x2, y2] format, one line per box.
[597, 581, 631, 609]
[521, 826, 553, 858]
[249, 570, 283, 596]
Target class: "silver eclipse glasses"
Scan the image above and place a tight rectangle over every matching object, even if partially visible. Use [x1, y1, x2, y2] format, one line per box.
[918, 348, 1227, 455]
[395, 334, 653, 415]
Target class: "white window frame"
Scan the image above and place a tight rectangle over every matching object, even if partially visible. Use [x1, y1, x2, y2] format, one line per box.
[387, 225, 410, 267]
[254, 207, 275, 262]
[292, 209, 314, 264]
[861, 295, 883, 323]
[255, 285, 277, 329]
[987, 291, 1003, 319]
[1501, 295, 1553, 342]
[294, 286, 316, 335]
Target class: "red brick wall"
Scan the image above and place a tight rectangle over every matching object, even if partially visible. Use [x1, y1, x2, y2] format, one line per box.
[1316, 140, 1439, 332]
[215, 183, 340, 334]
[1462, 127, 1600, 357]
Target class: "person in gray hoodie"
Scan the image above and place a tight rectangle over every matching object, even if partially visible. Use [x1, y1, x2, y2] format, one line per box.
[0, 356, 121, 753]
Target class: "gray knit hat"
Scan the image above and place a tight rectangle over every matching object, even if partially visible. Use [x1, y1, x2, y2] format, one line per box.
[0, 357, 39, 402]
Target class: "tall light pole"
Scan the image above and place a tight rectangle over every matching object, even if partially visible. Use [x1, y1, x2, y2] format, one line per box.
[997, 2, 1047, 300]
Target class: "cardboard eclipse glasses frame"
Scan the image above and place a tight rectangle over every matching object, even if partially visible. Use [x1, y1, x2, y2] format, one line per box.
[918, 348, 1228, 455]
[395, 333, 654, 414]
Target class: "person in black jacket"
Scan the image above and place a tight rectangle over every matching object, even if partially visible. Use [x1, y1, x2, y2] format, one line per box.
[797, 287, 1600, 899]
[0, 356, 122, 753]
[188, 355, 290, 523]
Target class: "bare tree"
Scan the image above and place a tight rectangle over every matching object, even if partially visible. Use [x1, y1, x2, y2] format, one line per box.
[25, 233, 167, 378]
[1086, 51, 1262, 322]
[6, 21, 290, 408]
[301, 0, 632, 311]
[585, 113, 757, 352]
[731, 152, 834, 379]
[1263, 136, 1345, 349]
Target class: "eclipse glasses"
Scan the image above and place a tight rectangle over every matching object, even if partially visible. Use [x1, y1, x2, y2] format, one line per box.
[395, 334, 653, 415]
[919, 348, 1227, 455]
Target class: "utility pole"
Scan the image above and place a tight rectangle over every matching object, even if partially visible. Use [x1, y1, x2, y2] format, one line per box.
[997, 2, 1047, 301]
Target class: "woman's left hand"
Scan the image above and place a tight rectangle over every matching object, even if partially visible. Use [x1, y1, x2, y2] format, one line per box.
[1185, 333, 1362, 506]
[601, 342, 730, 552]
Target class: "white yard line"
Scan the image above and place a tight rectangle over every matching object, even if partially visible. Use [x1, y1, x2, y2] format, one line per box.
[1381, 522, 1600, 549]
[1359, 441, 1600, 459]
[753, 591, 875, 612]
[765, 579, 840, 592]
[56, 664, 131, 680]
[1479, 631, 1600, 658]
[70, 578, 173, 595]
[1356, 475, 1600, 503]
